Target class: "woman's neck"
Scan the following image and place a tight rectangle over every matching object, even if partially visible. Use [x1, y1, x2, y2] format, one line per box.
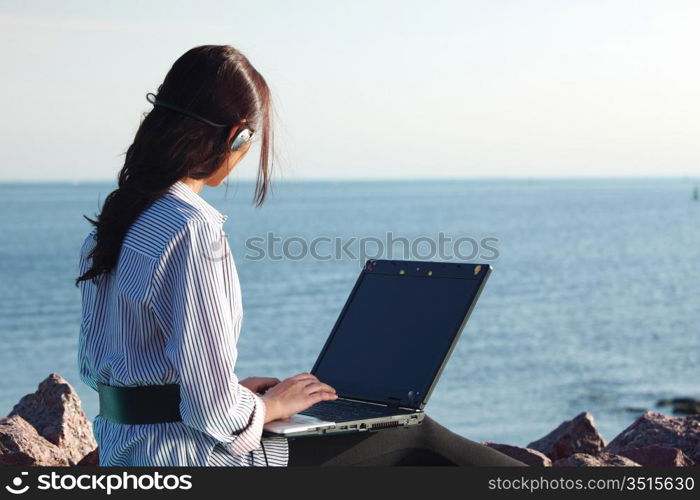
[179, 177, 206, 195]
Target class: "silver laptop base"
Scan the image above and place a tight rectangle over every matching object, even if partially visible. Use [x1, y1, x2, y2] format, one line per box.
[263, 410, 425, 438]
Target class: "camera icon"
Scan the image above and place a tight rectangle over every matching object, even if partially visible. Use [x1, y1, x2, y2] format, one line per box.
[5, 471, 30, 495]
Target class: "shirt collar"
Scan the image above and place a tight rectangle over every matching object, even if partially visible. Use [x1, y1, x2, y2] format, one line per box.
[165, 180, 228, 224]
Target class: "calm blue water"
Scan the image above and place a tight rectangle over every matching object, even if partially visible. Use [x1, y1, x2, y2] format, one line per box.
[0, 179, 698, 447]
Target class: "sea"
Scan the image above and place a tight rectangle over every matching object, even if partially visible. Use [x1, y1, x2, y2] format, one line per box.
[0, 178, 698, 447]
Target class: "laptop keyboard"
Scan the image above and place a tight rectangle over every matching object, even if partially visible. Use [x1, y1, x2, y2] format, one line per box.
[299, 399, 412, 422]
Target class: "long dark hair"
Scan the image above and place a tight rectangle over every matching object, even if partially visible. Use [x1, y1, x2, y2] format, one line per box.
[75, 45, 274, 286]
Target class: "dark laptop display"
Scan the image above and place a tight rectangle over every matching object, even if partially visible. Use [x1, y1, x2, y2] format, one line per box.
[312, 260, 490, 410]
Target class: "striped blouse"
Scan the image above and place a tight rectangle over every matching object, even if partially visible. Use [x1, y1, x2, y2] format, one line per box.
[77, 180, 288, 466]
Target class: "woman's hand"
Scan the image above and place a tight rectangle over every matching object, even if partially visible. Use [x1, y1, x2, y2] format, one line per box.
[261, 372, 337, 423]
[239, 376, 280, 394]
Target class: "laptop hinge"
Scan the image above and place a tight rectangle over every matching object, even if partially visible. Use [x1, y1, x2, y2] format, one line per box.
[385, 397, 421, 412]
[339, 396, 420, 412]
[386, 397, 402, 408]
[339, 396, 387, 407]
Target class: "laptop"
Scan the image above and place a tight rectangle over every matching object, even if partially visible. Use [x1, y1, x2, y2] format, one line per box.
[262, 259, 492, 438]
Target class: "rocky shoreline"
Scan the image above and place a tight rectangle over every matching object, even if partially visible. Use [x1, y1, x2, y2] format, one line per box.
[0, 374, 97, 466]
[1, 374, 698, 466]
[482, 411, 698, 466]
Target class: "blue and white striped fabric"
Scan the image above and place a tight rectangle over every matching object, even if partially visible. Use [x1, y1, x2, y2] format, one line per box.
[77, 180, 288, 466]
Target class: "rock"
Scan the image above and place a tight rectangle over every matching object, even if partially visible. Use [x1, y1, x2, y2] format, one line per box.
[77, 448, 99, 466]
[618, 445, 695, 467]
[0, 415, 69, 466]
[8, 373, 97, 465]
[657, 398, 700, 415]
[482, 442, 552, 466]
[605, 412, 700, 463]
[554, 452, 641, 467]
[527, 412, 606, 461]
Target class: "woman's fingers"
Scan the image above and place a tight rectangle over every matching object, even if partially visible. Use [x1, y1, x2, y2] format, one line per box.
[290, 375, 336, 393]
[257, 377, 281, 392]
[303, 381, 336, 394]
[262, 373, 338, 418]
[308, 391, 338, 404]
[290, 372, 317, 382]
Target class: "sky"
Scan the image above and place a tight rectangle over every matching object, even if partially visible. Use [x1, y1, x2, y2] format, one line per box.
[0, 0, 699, 181]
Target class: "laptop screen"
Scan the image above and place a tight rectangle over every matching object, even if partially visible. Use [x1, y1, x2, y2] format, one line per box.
[311, 261, 489, 409]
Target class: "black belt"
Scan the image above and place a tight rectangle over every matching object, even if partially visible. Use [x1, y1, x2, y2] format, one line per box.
[97, 382, 182, 425]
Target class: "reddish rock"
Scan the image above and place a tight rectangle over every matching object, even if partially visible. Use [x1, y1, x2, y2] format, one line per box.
[0, 415, 69, 466]
[482, 442, 552, 466]
[605, 412, 700, 463]
[527, 412, 606, 461]
[77, 447, 99, 466]
[554, 452, 641, 467]
[8, 373, 97, 465]
[618, 445, 694, 467]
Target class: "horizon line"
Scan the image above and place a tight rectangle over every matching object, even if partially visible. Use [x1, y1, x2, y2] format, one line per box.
[1, 175, 699, 184]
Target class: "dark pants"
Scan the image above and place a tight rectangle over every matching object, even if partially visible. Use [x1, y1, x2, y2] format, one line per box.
[287, 415, 527, 466]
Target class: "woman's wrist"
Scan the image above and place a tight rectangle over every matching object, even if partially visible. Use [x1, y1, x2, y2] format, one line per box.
[261, 394, 282, 423]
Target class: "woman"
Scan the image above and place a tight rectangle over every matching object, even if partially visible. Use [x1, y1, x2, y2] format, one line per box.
[75, 44, 526, 467]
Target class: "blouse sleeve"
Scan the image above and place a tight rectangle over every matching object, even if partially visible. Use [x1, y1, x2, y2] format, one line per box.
[77, 227, 99, 392]
[149, 219, 266, 456]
